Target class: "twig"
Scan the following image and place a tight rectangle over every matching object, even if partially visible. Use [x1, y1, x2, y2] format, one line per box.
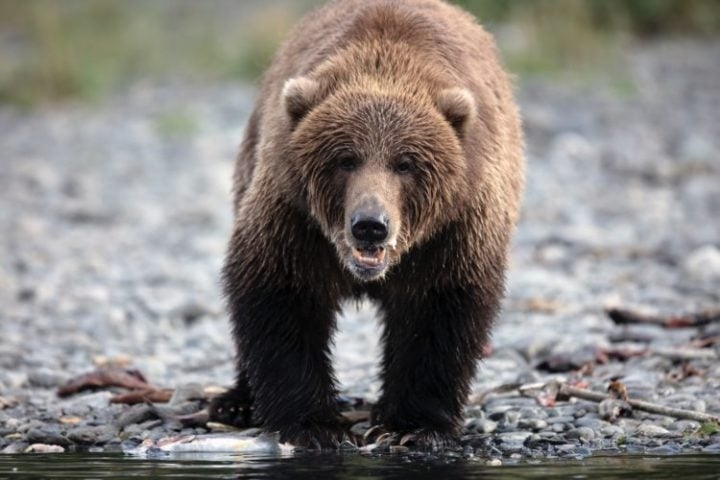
[595, 346, 717, 364]
[557, 383, 720, 424]
[653, 347, 718, 361]
[57, 368, 153, 397]
[110, 388, 174, 405]
[606, 307, 720, 328]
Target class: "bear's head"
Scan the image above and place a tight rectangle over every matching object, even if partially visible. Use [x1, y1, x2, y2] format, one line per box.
[283, 77, 473, 281]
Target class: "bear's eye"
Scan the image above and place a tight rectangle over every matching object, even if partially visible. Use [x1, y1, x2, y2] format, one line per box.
[336, 153, 358, 172]
[394, 154, 416, 175]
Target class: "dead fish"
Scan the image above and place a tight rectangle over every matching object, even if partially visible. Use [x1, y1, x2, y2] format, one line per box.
[124, 432, 294, 456]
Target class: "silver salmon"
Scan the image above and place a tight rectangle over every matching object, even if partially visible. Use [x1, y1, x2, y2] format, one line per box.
[124, 432, 294, 456]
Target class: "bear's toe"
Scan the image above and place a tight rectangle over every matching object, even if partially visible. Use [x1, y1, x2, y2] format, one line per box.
[208, 389, 255, 428]
[364, 425, 458, 452]
[396, 429, 458, 451]
[280, 422, 348, 450]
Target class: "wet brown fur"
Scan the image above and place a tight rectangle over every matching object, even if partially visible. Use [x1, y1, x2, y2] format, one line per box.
[211, 0, 524, 449]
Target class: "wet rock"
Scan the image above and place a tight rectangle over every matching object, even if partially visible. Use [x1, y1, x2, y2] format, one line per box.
[1, 442, 29, 454]
[518, 418, 548, 431]
[16, 420, 46, 434]
[116, 404, 156, 428]
[27, 370, 66, 389]
[702, 443, 720, 454]
[25, 428, 71, 447]
[496, 410, 521, 431]
[566, 427, 595, 443]
[495, 431, 532, 452]
[669, 420, 701, 434]
[60, 391, 113, 416]
[67, 425, 118, 445]
[600, 425, 625, 438]
[466, 418, 497, 434]
[574, 416, 609, 430]
[525, 433, 566, 449]
[646, 443, 682, 455]
[634, 423, 672, 438]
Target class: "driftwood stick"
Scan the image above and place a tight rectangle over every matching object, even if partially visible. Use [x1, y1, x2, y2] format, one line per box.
[558, 383, 720, 424]
[606, 307, 720, 329]
[653, 347, 718, 361]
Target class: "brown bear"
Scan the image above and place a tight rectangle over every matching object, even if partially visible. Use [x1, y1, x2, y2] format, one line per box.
[210, 0, 524, 450]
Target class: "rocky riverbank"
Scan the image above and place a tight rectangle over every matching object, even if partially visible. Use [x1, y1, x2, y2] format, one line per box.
[1, 38, 719, 461]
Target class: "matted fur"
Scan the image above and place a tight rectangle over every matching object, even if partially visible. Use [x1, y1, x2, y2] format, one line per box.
[211, 0, 524, 449]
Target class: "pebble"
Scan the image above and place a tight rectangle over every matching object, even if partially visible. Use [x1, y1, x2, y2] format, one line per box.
[67, 426, 119, 445]
[565, 427, 595, 443]
[646, 443, 682, 455]
[1, 442, 29, 454]
[574, 417, 608, 430]
[27, 370, 66, 389]
[600, 425, 625, 438]
[683, 245, 720, 282]
[116, 405, 157, 428]
[495, 431, 533, 452]
[467, 418, 498, 434]
[497, 410, 521, 430]
[702, 443, 720, 454]
[669, 420, 701, 434]
[518, 418, 547, 431]
[24, 443, 65, 453]
[25, 428, 71, 447]
[60, 392, 113, 416]
[634, 424, 671, 438]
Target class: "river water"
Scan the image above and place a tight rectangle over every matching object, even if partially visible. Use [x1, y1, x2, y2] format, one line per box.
[1, 453, 719, 479]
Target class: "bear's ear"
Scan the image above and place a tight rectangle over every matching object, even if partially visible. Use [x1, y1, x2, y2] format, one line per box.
[436, 87, 476, 136]
[282, 77, 322, 125]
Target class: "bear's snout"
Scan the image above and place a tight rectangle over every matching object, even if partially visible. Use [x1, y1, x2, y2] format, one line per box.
[344, 196, 396, 280]
[351, 213, 388, 243]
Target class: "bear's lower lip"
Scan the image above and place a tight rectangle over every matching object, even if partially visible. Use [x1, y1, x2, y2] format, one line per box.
[350, 246, 388, 276]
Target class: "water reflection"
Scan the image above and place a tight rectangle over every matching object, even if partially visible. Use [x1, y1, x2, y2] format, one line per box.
[1, 452, 719, 479]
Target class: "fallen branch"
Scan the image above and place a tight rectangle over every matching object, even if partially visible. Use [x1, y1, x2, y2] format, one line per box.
[110, 388, 174, 405]
[652, 347, 718, 361]
[594, 346, 717, 364]
[58, 368, 153, 397]
[557, 383, 720, 424]
[606, 307, 720, 329]
[685, 335, 720, 349]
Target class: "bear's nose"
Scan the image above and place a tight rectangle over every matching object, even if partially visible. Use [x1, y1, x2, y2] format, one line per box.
[351, 214, 388, 243]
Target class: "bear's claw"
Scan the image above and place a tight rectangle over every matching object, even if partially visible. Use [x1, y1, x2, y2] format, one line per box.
[364, 425, 458, 452]
[208, 388, 255, 428]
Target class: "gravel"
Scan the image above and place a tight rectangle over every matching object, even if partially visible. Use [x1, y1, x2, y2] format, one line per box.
[1, 38, 719, 458]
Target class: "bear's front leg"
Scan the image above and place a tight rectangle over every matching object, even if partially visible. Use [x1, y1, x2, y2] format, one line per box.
[224, 289, 344, 449]
[373, 286, 495, 450]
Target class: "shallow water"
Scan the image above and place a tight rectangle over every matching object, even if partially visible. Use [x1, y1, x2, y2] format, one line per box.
[1, 453, 719, 480]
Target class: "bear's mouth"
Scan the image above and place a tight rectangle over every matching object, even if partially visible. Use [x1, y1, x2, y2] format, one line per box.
[350, 245, 388, 275]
